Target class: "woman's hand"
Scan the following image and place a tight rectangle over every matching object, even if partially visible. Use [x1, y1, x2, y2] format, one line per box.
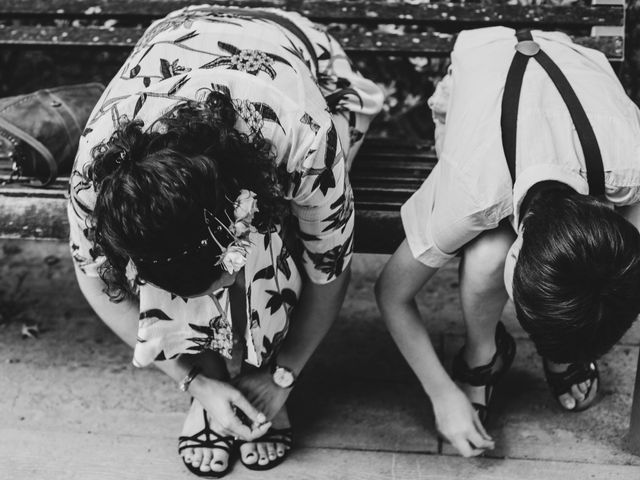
[432, 386, 495, 457]
[232, 369, 291, 420]
[189, 375, 272, 441]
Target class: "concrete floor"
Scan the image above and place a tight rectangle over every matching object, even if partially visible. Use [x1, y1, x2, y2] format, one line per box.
[1, 239, 640, 479]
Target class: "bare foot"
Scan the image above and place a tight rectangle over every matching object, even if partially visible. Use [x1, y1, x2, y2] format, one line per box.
[239, 407, 291, 468]
[544, 359, 598, 411]
[179, 399, 232, 475]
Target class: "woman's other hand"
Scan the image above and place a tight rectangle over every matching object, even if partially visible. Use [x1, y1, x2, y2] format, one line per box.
[232, 369, 291, 420]
[432, 386, 495, 457]
[189, 376, 271, 440]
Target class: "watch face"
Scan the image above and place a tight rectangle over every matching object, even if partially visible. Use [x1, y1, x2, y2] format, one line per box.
[273, 366, 294, 388]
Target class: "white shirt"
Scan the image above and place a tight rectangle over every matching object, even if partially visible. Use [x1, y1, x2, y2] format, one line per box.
[402, 27, 640, 268]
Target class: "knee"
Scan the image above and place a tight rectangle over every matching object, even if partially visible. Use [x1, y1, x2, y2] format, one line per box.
[375, 268, 401, 318]
[462, 227, 515, 281]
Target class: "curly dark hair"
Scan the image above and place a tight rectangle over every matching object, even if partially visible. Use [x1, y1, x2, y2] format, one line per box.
[87, 91, 290, 301]
[513, 184, 640, 364]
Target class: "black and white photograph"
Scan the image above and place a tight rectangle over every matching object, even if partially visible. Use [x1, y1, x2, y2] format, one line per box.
[1, 1, 640, 479]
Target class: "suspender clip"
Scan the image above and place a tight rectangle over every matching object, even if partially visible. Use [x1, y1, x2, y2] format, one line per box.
[515, 40, 540, 56]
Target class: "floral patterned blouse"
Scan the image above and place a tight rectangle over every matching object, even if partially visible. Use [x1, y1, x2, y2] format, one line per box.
[67, 6, 384, 368]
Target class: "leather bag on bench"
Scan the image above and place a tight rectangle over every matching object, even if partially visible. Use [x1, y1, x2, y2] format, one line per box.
[0, 83, 104, 186]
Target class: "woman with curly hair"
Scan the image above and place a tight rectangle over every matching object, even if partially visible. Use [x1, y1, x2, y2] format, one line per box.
[68, 5, 383, 477]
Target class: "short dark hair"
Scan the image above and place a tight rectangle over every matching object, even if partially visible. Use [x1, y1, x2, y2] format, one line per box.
[513, 186, 640, 363]
[88, 91, 289, 300]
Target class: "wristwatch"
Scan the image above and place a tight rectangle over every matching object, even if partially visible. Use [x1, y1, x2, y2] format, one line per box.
[271, 363, 296, 389]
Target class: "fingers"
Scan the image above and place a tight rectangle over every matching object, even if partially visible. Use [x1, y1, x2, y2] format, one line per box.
[445, 419, 494, 458]
[231, 391, 268, 428]
[220, 407, 271, 441]
[450, 435, 485, 458]
[472, 413, 493, 442]
[467, 429, 495, 451]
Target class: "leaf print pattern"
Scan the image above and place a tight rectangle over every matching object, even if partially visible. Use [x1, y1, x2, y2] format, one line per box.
[300, 112, 321, 133]
[282, 36, 312, 70]
[277, 247, 292, 280]
[139, 309, 173, 321]
[174, 30, 199, 43]
[322, 190, 354, 233]
[306, 232, 354, 281]
[250, 309, 261, 330]
[200, 42, 293, 80]
[69, 4, 383, 370]
[265, 288, 298, 315]
[253, 265, 276, 281]
[167, 76, 190, 96]
[311, 125, 338, 196]
[262, 326, 288, 364]
[160, 58, 191, 79]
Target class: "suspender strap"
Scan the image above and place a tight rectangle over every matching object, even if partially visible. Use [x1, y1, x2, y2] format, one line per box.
[500, 31, 533, 185]
[500, 30, 605, 196]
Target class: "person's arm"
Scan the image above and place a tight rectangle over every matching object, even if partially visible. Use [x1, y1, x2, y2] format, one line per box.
[232, 265, 350, 419]
[74, 266, 271, 440]
[276, 266, 350, 374]
[233, 116, 355, 417]
[375, 241, 494, 457]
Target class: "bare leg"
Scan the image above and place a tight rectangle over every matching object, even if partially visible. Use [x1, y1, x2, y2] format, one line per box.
[180, 351, 234, 474]
[458, 223, 515, 406]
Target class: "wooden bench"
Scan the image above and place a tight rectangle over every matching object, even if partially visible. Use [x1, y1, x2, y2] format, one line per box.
[1, 0, 638, 455]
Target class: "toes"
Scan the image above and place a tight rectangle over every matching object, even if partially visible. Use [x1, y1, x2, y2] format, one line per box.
[191, 447, 203, 468]
[577, 381, 588, 394]
[240, 442, 259, 466]
[200, 449, 213, 472]
[583, 378, 598, 404]
[181, 447, 195, 464]
[276, 442, 287, 457]
[210, 449, 229, 473]
[265, 442, 277, 461]
[571, 384, 586, 402]
[558, 392, 576, 410]
[256, 443, 269, 466]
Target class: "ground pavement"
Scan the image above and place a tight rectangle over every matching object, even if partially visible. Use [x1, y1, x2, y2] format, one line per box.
[1, 239, 640, 479]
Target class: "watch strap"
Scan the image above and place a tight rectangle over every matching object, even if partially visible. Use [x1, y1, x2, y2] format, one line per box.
[178, 366, 202, 392]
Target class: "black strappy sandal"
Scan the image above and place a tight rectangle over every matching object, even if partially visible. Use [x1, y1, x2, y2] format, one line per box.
[451, 321, 517, 423]
[178, 409, 236, 478]
[543, 359, 599, 412]
[238, 427, 293, 471]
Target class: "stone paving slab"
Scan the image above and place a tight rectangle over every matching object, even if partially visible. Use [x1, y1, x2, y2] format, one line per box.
[440, 335, 640, 465]
[3, 239, 640, 479]
[3, 429, 640, 480]
[0, 365, 439, 454]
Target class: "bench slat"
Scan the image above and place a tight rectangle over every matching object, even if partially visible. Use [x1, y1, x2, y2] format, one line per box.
[0, 0, 624, 27]
[0, 25, 624, 59]
[0, 190, 405, 253]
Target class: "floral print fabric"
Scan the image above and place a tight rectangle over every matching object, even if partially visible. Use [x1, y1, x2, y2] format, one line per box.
[67, 5, 384, 367]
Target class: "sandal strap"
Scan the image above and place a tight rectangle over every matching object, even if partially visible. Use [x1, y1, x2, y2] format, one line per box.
[543, 360, 599, 397]
[177, 409, 235, 454]
[452, 322, 516, 387]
